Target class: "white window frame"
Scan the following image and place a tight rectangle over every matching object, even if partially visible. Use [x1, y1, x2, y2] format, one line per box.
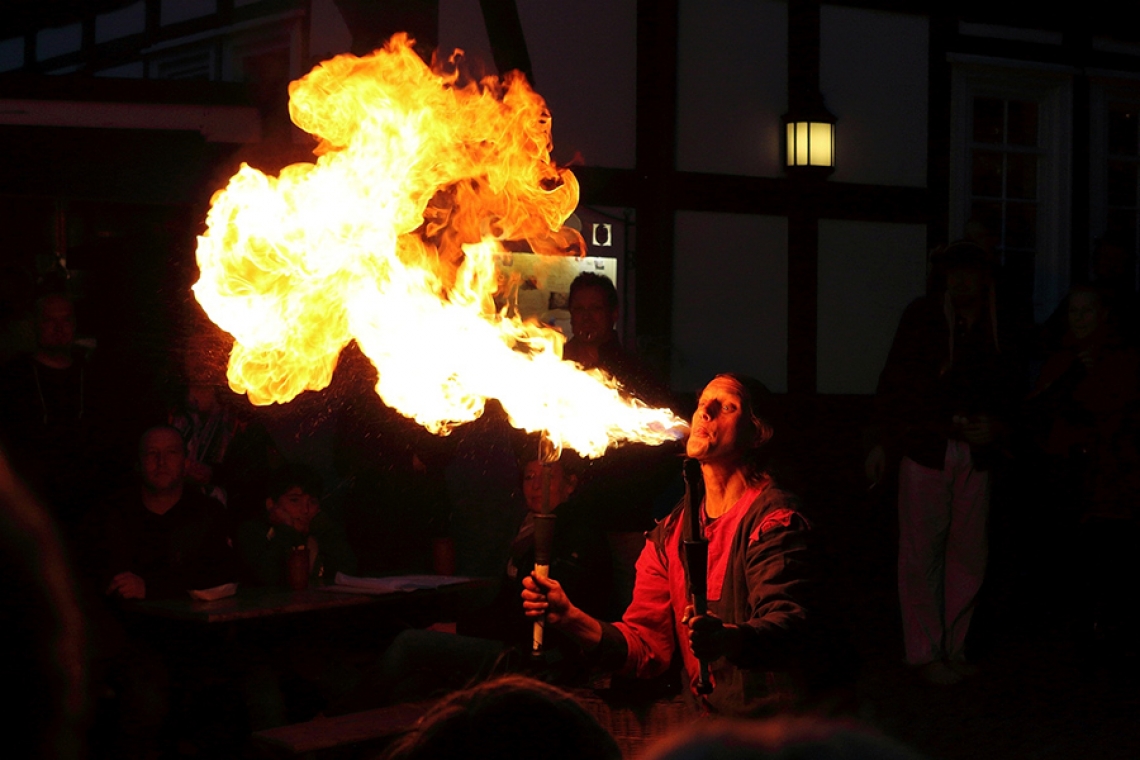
[950, 58, 1073, 322]
[1089, 72, 1140, 287]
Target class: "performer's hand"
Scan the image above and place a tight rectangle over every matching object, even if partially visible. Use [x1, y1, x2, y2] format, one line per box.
[107, 571, 146, 600]
[688, 613, 744, 662]
[521, 573, 574, 626]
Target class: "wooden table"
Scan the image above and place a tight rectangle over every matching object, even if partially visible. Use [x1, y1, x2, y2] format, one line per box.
[127, 578, 492, 625]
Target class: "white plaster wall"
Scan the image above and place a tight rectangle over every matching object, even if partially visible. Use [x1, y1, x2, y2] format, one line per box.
[0, 38, 23, 72]
[816, 220, 927, 394]
[95, 2, 145, 44]
[676, 0, 788, 178]
[672, 212, 788, 392]
[515, 0, 637, 169]
[37, 24, 82, 60]
[309, 0, 353, 62]
[820, 6, 928, 187]
[438, 0, 497, 79]
[161, 0, 216, 26]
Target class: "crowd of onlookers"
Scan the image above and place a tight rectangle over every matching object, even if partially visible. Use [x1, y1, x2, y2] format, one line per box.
[2, 238, 1139, 759]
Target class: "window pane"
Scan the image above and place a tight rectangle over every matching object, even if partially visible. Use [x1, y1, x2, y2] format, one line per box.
[971, 151, 1003, 197]
[973, 98, 1004, 143]
[1107, 160, 1138, 207]
[1006, 100, 1038, 147]
[1006, 153, 1037, 200]
[971, 200, 1002, 224]
[1005, 201, 1037, 249]
[1108, 105, 1139, 157]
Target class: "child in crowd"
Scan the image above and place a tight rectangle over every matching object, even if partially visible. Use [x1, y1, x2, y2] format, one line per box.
[236, 463, 357, 586]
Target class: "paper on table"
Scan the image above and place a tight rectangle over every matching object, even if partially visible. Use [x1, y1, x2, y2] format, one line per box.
[329, 573, 471, 594]
[188, 583, 238, 601]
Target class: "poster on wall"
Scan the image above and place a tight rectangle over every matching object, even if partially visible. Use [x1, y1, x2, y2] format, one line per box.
[494, 253, 618, 340]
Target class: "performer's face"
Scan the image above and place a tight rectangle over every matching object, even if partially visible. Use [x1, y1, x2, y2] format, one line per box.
[686, 376, 754, 462]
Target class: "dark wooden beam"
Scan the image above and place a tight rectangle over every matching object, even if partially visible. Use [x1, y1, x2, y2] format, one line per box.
[477, 0, 532, 82]
[787, 189, 818, 396]
[333, 0, 438, 58]
[1066, 11, 1092, 281]
[927, 8, 953, 251]
[786, 0, 823, 394]
[633, 0, 679, 375]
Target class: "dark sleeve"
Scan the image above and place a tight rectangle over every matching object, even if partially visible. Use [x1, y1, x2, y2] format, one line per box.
[148, 500, 236, 598]
[309, 512, 357, 580]
[874, 299, 952, 452]
[96, 501, 136, 590]
[730, 514, 815, 671]
[594, 621, 631, 671]
[236, 519, 300, 586]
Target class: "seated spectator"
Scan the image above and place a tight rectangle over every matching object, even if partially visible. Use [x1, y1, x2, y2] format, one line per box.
[327, 454, 610, 714]
[94, 425, 235, 600]
[379, 674, 621, 760]
[168, 337, 279, 519]
[457, 450, 612, 680]
[236, 463, 357, 586]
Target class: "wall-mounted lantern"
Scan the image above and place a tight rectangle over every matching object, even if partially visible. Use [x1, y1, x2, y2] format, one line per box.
[783, 99, 836, 176]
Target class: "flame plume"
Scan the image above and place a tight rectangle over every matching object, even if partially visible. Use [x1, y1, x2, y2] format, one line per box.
[193, 34, 686, 458]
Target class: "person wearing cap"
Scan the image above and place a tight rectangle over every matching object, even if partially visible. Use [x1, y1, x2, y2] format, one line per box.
[523, 374, 832, 716]
[867, 241, 1021, 685]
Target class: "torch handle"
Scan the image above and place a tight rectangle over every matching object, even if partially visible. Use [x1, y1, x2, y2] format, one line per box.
[531, 511, 557, 658]
[684, 538, 714, 695]
[682, 458, 713, 695]
[531, 563, 549, 655]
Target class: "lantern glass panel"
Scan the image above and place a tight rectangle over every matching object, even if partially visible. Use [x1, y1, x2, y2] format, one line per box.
[809, 122, 833, 167]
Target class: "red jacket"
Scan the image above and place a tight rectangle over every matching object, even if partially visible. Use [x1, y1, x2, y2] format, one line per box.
[597, 482, 819, 716]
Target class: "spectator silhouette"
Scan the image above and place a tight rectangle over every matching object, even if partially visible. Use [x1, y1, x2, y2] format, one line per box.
[379, 675, 621, 760]
[236, 462, 357, 586]
[168, 334, 279, 522]
[0, 448, 87, 760]
[456, 449, 613, 683]
[93, 425, 236, 600]
[0, 291, 117, 534]
[1028, 283, 1140, 653]
[867, 242, 1021, 685]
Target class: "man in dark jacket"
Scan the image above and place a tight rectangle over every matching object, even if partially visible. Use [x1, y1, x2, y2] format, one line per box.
[868, 242, 1021, 685]
[96, 426, 235, 600]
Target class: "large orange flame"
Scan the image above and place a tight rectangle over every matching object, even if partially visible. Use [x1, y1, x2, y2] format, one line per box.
[193, 34, 686, 458]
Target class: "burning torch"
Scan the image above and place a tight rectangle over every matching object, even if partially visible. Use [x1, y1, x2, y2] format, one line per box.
[531, 433, 560, 658]
[682, 457, 714, 695]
